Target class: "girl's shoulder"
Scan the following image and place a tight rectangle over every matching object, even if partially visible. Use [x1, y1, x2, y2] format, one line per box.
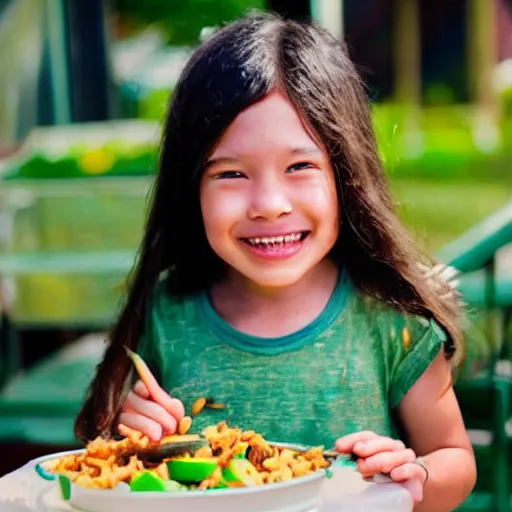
[348, 288, 448, 407]
[352, 290, 447, 346]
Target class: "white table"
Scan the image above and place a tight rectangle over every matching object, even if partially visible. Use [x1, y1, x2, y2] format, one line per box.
[0, 455, 56, 512]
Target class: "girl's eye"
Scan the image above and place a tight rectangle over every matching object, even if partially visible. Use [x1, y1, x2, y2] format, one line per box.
[287, 161, 315, 173]
[216, 170, 245, 179]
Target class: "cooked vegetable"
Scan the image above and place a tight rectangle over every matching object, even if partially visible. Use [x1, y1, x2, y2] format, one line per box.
[46, 422, 330, 491]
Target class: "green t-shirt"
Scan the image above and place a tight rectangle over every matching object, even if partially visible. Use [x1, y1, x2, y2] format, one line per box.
[138, 270, 447, 448]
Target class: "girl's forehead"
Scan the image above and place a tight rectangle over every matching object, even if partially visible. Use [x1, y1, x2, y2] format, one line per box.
[211, 91, 322, 158]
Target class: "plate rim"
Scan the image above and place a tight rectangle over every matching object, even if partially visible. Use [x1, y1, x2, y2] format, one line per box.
[35, 447, 331, 499]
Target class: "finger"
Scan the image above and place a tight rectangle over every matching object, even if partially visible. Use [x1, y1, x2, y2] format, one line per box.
[118, 413, 163, 442]
[391, 464, 426, 503]
[123, 392, 178, 434]
[131, 383, 185, 423]
[353, 437, 405, 457]
[400, 478, 424, 503]
[335, 431, 379, 453]
[166, 398, 186, 422]
[358, 448, 416, 476]
[126, 348, 184, 420]
[123, 391, 178, 435]
[147, 388, 185, 423]
[390, 461, 427, 484]
[133, 380, 150, 399]
[150, 388, 185, 422]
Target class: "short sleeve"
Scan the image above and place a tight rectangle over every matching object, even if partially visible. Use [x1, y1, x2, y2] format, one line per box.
[388, 316, 447, 408]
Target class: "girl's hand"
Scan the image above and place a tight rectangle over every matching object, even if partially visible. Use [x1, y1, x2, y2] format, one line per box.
[336, 431, 428, 503]
[118, 379, 185, 442]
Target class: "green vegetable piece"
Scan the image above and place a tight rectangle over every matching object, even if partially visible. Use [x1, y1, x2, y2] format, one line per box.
[167, 458, 219, 483]
[222, 458, 261, 486]
[58, 475, 72, 500]
[130, 471, 167, 492]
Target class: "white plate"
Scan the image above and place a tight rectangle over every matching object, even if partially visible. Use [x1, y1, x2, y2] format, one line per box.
[41, 486, 319, 512]
[43, 487, 76, 512]
[35, 449, 328, 512]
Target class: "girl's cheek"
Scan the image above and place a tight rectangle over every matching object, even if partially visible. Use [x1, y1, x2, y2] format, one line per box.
[202, 194, 247, 241]
[211, 196, 246, 221]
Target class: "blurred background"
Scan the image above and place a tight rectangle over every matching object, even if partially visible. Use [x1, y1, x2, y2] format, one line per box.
[0, 0, 511, 509]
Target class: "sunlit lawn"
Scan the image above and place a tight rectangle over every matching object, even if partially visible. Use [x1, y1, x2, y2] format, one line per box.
[390, 179, 512, 254]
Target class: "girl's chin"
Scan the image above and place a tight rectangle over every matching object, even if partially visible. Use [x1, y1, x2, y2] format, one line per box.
[231, 268, 312, 291]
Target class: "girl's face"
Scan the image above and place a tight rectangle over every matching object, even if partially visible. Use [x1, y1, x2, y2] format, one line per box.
[200, 91, 339, 290]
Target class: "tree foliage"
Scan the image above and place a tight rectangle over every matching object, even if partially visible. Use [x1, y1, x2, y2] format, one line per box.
[115, 0, 267, 44]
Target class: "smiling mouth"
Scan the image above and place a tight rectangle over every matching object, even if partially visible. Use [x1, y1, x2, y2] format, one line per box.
[240, 231, 310, 247]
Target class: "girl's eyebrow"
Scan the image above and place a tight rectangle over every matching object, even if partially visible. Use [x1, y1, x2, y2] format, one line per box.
[289, 146, 322, 156]
[204, 156, 240, 170]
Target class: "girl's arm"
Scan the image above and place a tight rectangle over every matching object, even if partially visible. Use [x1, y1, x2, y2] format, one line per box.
[397, 350, 476, 511]
[336, 351, 476, 511]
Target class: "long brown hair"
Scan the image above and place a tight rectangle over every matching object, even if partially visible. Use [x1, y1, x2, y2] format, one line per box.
[75, 12, 462, 442]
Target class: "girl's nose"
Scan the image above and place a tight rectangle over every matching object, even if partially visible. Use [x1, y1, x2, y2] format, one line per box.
[247, 180, 292, 221]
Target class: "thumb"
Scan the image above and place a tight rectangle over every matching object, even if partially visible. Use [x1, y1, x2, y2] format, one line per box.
[399, 478, 424, 503]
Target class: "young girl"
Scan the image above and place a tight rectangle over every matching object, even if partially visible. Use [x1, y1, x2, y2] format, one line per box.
[76, 13, 476, 510]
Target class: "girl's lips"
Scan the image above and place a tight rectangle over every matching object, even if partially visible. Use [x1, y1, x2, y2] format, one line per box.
[240, 232, 310, 260]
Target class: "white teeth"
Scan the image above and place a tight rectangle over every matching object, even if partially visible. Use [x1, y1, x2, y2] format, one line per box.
[247, 232, 304, 245]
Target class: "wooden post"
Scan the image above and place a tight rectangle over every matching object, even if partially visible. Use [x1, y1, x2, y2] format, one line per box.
[468, 0, 500, 152]
[392, 0, 422, 157]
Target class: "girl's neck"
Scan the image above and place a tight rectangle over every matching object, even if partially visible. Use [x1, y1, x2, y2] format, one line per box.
[209, 259, 339, 338]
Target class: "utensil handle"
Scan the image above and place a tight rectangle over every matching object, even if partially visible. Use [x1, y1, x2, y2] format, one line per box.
[365, 473, 394, 484]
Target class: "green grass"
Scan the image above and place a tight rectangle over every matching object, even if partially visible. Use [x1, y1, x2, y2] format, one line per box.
[390, 179, 512, 254]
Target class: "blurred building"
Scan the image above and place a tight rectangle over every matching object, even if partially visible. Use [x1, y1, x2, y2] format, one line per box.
[0, 0, 511, 153]
[271, 0, 512, 104]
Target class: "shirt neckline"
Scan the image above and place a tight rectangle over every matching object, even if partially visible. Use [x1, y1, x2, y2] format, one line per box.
[194, 268, 351, 355]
